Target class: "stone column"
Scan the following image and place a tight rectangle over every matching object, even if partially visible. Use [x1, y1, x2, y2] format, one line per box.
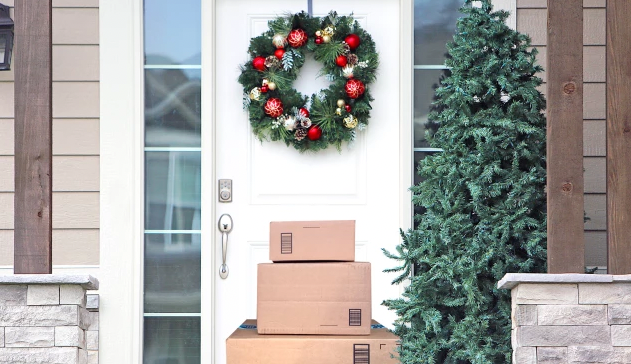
[0, 275, 99, 364]
[499, 273, 631, 364]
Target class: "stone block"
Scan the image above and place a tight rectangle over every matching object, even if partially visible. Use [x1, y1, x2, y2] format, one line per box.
[514, 305, 537, 327]
[609, 305, 631, 325]
[87, 350, 98, 364]
[513, 347, 536, 364]
[612, 326, 631, 346]
[27, 285, 60, 306]
[79, 348, 88, 364]
[514, 284, 578, 304]
[85, 331, 98, 350]
[0, 347, 78, 364]
[55, 326, 85, 348]
[0, 305, 78, 326]
[0, 285, 27, 306]
[517, 325, 611, 346]
[0, 327, 4, 348]
[60, 285, 86, 306]
[568, 346, 631, 363]
[537, 347, 567, 364]
[580, 283, 631, 304]
[4, 327, 55, 348]
[86, 312, 98, 331]
[86, 294, 99, 311]
[79, 307, 92, 331]
[538, 305, 607, 325]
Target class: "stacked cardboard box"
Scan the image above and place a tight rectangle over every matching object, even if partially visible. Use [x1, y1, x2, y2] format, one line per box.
[227, 220, 400, 364]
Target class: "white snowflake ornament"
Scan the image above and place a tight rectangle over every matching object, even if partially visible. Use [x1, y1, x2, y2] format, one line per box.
[500, 92, 511, 103]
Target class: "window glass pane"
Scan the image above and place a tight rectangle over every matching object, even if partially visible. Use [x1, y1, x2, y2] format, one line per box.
[0, 34, 5, 61]
[145, 152, 201, 231]
[145, 69, 201, 148]
[414, 69, 448, 148]
[144, 317, 201, 364]
[144, 0, 201, 65]
[144, 234, 201, 313]
[414, 0, 464, 65]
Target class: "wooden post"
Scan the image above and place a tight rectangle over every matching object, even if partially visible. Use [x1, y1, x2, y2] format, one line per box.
[546, 0, 584, 273]
[13, 1, 53, 274]
[607, 0, 631, 275]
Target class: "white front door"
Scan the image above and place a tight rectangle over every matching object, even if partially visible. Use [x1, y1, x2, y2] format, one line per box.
[212, 1, 406, 362]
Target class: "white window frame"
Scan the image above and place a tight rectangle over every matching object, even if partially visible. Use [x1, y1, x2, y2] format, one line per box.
[99, 0, 514, 362]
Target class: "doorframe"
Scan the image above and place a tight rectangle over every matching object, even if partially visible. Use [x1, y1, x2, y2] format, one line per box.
[100, 1, 515, 363]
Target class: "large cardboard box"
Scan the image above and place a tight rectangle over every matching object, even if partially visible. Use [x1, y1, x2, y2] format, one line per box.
[269, 220, 355, 262]
[227, 319, 399, 364]
[257, 262, 371, 335]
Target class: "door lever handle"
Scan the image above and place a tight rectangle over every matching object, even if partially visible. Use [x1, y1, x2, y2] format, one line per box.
[218, 214, 233, 279]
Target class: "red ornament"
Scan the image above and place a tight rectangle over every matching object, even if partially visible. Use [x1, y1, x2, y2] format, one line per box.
[287, 29, 308, 48]
[345, 104, 352, 113]
[315, 37, 323, 45]
[264, 98, 283, 118]
[345, 79, 365, 99]
[260, 85, 269, 93]
[299, 108, 310, 118]
[274, 49, 286, 60]
[307, 125, 322, 141]
[252, 56, 266, 71]
[345, 34, 361, 50]
[335, 55, 348, 67]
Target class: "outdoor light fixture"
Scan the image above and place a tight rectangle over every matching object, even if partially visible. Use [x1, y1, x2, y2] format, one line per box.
[0, 3, 14, 71]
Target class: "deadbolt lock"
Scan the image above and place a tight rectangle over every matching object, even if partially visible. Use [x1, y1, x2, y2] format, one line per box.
[219, 179, 232, 203]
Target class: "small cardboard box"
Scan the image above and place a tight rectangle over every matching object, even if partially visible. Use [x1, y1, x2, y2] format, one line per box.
[257, 262, 371, 335]
[269, 220, 355, 262]
[227, 319, 399, 364]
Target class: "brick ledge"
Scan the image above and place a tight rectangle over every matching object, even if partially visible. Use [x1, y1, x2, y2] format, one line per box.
[0, 274, 98, 290]
[498, 273, 631, 290]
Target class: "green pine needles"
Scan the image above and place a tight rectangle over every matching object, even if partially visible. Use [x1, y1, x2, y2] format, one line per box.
[383, 1, 547, 363]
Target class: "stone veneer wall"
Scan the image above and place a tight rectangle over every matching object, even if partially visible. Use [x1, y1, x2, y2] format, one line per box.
[499, 273, 631, 364]
[0, 275, 98, 364]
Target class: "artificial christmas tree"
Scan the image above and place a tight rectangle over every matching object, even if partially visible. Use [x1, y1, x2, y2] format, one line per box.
[383, 1, 546, 363]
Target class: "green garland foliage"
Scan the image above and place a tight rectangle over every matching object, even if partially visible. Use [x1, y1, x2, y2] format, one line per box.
[238, 11, 379, 152]
[383, 1, 547, 363]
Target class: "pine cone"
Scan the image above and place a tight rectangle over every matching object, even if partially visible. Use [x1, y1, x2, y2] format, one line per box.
[301, 118, 312, 128]
[294, 128, 308, 141]
[347, 54, 359, 65]
[342, 43, 351, 55]
[265, 55, 281, 69]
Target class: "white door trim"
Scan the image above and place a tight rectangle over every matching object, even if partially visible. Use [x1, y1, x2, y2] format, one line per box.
[99, 0, 516, 363]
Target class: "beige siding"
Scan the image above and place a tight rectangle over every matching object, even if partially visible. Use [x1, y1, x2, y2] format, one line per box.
[0, 2, 100, 267]
[517, 2, 608, 268]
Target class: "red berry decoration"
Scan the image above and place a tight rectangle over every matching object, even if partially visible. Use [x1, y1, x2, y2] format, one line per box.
[335, 55, 348, 67]
[315, 37, 323, 45]
[307, 125, 322, 141]
[299, 108, 310, 118]
[274, 49, 285, 60]
[287, 29, 308, 48]
[264, 98, 283, 118]
[252, 56, 266, 71]
[345, 104, 352, 113]
[345, 34, 361, 50]
[260, 85, 269, 93]
[345, 79, 365, 99]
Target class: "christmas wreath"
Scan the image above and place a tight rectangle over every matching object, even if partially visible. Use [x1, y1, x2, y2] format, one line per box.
[239, 11, 379, 152]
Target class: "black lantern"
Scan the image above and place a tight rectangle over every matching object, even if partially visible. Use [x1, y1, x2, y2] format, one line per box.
[0, 3, 14, 71]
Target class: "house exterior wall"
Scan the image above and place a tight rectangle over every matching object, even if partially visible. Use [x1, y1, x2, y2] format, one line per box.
[517, 0, 608, 269]
[0, 0, 100, 268]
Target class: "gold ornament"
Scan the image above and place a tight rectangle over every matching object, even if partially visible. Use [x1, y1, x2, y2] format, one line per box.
[322, 35, 331, 43]
[342, 65, 354, 78]
[267, 82, 277, 91]
[272, 34, 287, 48]
[336, 107, 343, 116]
[249, 87, 261, 101]
[343, 115, 358, 129]
[336, 99, 346, 108]
[315, 30, 322, 37]
[323, 26, 335, 37]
